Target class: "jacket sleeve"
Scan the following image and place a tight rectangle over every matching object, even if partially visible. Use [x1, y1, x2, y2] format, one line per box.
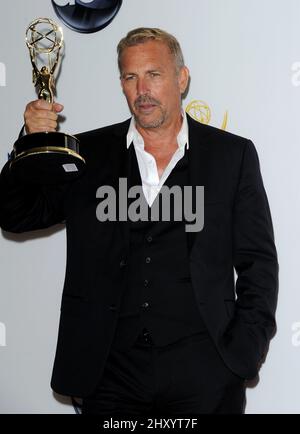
[0, 159, 69, 233]
[223, 139, 279, 378]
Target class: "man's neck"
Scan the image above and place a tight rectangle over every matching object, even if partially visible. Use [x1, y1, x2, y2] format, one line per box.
[136, 112, 183, 153]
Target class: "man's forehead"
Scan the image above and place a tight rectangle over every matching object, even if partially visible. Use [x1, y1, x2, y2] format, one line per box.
[120, 41, 173, 68]
[122, 40, 170, 56]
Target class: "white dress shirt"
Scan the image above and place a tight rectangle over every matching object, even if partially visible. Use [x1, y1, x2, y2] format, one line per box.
[126, 111, 189, 207]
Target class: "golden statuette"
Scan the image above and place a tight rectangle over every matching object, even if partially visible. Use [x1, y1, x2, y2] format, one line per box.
[10, 18, 85, 184]
[26, 18, 64, 103]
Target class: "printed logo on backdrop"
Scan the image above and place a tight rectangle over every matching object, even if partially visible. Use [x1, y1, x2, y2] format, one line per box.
[186, 100, 228, 130]
[51, 0, 123, 33]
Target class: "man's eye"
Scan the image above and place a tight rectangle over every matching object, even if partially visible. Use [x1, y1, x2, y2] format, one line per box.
[150, 72, 160, 77]
[125, 75, 135, 81]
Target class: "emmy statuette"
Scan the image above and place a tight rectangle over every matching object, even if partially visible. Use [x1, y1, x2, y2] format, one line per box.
[10, 18, 85, 183]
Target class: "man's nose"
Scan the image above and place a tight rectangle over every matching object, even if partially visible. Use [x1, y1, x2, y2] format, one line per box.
[136, 77, 149, 96]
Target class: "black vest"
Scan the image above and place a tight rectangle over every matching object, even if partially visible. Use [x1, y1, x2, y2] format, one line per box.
[111, 145, 207, 349]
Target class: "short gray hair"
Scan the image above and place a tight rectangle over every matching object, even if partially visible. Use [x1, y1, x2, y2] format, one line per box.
[117, 27, 185, 74]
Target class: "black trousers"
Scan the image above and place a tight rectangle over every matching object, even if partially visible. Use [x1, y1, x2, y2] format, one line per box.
[82, 330, 246, 415]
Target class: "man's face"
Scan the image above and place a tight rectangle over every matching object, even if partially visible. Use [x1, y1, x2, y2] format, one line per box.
[120, 40, 189, 130]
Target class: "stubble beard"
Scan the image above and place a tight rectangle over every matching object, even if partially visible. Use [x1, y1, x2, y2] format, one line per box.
[133, 95, 167, 129]
[134, 107, 167, 129]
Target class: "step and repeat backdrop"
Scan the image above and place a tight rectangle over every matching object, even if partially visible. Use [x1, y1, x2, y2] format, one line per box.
[0, 0, 299, 414]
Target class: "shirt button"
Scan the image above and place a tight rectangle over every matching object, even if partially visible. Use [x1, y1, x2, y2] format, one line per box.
[120, 259, 127, 268]
[145, 257, 151, 264]
[141, 302, 150, 309]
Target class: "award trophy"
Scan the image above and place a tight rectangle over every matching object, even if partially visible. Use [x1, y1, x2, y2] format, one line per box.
[10, 18, 86, 183]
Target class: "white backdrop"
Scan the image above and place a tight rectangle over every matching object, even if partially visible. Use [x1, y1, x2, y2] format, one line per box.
[0, 0, 299, 414]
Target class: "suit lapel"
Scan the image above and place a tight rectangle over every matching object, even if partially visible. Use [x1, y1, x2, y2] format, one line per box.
[186, 115, 211, 256]
[109, 119, 131, 253]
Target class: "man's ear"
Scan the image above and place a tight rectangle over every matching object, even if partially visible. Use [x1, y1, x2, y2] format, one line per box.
[179, 66, 190, 95]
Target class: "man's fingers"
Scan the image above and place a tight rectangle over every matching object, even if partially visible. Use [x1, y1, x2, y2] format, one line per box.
[26, 100, 63, 113]
[26, 99, 52, 111]
[26, 126, 57, 133]
[53, 103, 64, 113]
[33, 120, 58, 130]
[25, 118, 58, 134]
[24, 99, 64, 134]
[25, 110, 58, 121]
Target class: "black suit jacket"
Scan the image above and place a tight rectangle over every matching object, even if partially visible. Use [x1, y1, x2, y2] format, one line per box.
[0, 115, 279, 397]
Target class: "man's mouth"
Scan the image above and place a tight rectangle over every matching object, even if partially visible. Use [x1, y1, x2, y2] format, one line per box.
[134, 96, 160, 113]
[137, 103, 157, 112]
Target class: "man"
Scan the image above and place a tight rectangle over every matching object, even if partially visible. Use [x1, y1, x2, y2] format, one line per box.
[0, 28, 278, 414]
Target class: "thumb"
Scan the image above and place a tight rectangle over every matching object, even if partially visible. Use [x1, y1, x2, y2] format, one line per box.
[53, 102, 64, 113]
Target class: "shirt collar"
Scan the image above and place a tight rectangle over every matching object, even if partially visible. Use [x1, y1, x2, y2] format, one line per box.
[126, 109, 189, 150]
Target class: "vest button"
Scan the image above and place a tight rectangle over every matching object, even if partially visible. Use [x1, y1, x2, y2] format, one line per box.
[146, 236, 153, 243]
[145, 257, 151, 264]
[141, 302, 150, 309]
[119, 259, 127, 268]
[144, 279, 149, 287]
